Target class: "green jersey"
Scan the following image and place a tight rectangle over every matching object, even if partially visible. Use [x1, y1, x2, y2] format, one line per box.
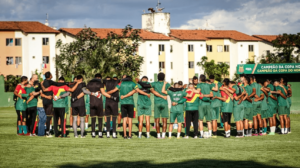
[48, 85, 70, 108]
[261, 91, 268, 110]
[251, 82, 263, 105]
[15, 84, 28, 111]
[232, 85, 244, 107]
[84, 95, 90, 114]
[137, 82, 151, 106]
[184, 92, 200, 111]
[220, 87, 234, 113]
[167, 90, 187, 113]
[276, 86, 287, 107]
[210, 82, 222, 107]
[267, 84, 277, 106]
[25, 87, 38, 108]
[116, 81, 137, 105]
[197, 83, 213, 106]
[243, 84, 253, 108]
[285, 86, 291, 107]
[151, 81, 170, 105]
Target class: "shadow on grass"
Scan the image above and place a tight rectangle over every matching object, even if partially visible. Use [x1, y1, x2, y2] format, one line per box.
[57, 159, 295, 168]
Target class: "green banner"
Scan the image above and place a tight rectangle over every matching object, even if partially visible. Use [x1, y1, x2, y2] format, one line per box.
[237, 63, 300, 74]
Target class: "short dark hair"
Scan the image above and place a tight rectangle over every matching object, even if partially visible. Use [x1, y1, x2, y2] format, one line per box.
[174, 82, 178, 86]
[245, 76, 250, 84]
[45, 72, 51, 79]
[240, 73, 245, 77]
[77, 75, 83, 80]
[223, 78, 230, 86]
[141, 76, 148, 80]
[230, 81, 236, 85]
[95, 73, 102, 78]
[193, 76, 198, 80]
[21, 76, 28, 82]
[281, 76, 288, 85]
[209, 75, 215, 79]
[58, 76, 65, 81]
[178, 81, 183, 86]
[249, 75, 255, 80]
[73, 77, 77, 81]
[199, 74, 206, 82]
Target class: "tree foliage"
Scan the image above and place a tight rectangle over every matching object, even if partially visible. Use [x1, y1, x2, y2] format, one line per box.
[259, 33, 300, 64]
[197, 56, 230, 81]
[55, 25, 144, 82]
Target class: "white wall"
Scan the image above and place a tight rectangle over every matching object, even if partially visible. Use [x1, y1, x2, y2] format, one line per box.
[142, 13, 170, 35]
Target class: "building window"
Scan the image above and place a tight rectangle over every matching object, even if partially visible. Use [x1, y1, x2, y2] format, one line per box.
[159, 61, 165, 69]
[170, 45, 173, 53]
[248, 45, 254, 52]
[6, 57, 13, 65]
[43, 56, 49, 64]
[217, 62, 222, 65]
[159, 44, 164, 52]
[15, 38, 22, 46]
[266, 50, 270, 55]
[43, 38, 49, 45]
[171, 62, 173, 69]
[15, 57, 22, 64]
[206, 45, 212, 52]
[6, 38, 13, 46]
[188, 61, 194, 68]
[224, 45, 229, 52]
[217, 45, 223, 52]
[188, 45, 194, 52]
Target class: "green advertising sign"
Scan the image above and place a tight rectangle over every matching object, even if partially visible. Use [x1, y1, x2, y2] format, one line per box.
[237, 63, 300, 74]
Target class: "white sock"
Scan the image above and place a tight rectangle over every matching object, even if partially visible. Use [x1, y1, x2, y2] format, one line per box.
[157, 133, 161, 138]
[50, 125, 52, 130]
[113, 132, 116, 137]
[209, 130, 212, 136]
[162, 132, 166, 138]
[92, 132, 95, 136]
[169, 132, 172, 137]
[177, 132, 180, 138]
[281, 128, 285, 133]
[85, 123, 88, 128]
[284, 128, 287, 133]
[107, 132, 110, 137]
[147, 132, 150, 138]
[200, 131, 203, 137]
[139, 132, 142, 137]
[99, 132, 102, 136]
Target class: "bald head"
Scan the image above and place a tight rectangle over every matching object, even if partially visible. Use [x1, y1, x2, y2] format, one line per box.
[31, 74, 38, 83]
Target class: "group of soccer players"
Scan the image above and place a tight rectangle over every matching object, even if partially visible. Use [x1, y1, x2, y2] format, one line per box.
[14, 71, 292, 139]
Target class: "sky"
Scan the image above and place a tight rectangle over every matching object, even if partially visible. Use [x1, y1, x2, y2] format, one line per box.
[0, 0, 299, 35]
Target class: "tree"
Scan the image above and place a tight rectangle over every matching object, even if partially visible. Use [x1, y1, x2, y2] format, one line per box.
[55, 25, 144, 82]
[197, 56, 229, 81]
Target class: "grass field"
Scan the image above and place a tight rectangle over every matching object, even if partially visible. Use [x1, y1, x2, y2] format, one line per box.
[0, 107, 300, 168]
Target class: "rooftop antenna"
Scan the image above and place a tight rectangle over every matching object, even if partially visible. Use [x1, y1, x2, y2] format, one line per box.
[156, 0, 164, 12]
[45, 13, 49, 26]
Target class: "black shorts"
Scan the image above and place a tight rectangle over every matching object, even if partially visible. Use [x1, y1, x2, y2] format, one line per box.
[105, 100, 118, 116]
[43, 104, 53, 116]
[121, 104, 134, 118]
[16, 110, 26, 121]
[222, 112, 232, 123]
[72, 106, 86, 117]
[90, 104, 104, 118]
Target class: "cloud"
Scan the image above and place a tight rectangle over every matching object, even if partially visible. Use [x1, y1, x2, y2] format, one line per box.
[176, 0, 300, 35]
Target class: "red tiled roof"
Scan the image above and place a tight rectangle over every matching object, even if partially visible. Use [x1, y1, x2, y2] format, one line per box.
[252, 35, 278, 43]
[59, 28, 171, 40]
[170, 29, 261, 41]
[0, 21, 59, 33]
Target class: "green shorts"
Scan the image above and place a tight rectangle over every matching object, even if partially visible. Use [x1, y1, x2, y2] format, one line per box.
[199, 105, 212, 121]
[170, 112, 184, 123]
[267, 105, 277, 118]
[252, 103, 261, 116]
[86, 106, 90, 115]
[211, 107, 220, 120]
[137, 105, 151, 116]
[233, 105, 244, 122]
[261, 109, 268, 119]
[154, 104, 169, 119]
[244, 107, 253, 121]
[278, 106, 288, 116]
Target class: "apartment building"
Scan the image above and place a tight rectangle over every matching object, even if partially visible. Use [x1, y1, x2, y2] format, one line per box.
[0, 21, 59, 79]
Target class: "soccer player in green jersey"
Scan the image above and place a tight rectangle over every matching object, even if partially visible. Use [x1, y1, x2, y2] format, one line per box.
[263, 80, 278, 135]
[150, 73, 170, 139]
[162, 82, 192, 139]
[259, 80, 269, 135]
[136, 76, 152, 138]
[209, 75, 222, 137]
[287, 83, 292, 133]
[193, 75, 213, 138]
[273, 79, 288, 134]
[242, 76, 254, 136]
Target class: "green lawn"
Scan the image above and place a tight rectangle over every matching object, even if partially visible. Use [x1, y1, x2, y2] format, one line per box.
[0, 107, 300, 168]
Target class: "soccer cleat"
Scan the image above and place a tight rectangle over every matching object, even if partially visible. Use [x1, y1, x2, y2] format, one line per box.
[177, 137, 181, 139]
[92, 135, 95, 138]
[199, 136, 203, 139]
[212, 135, 217, 138]
[252, 133, 258, 136]
[168, 137, 172, 139]
[98, 135, 103, 138]
[258, 133, 263, 136]
[268, 132, 275, 135]
[81, 136, 86, 138]
[262, 133, 267, 136]
[113, 136, 118, 139]
[194, 136, 198, 139]
[279, 132, 285, 135]
[62, 134, 67, 138]
[183, 136, 189, 139]
[46, 134, 53, 138]
[138, 136, 142, 139]
[74, 136, 78, 138]
[24, 133, 31, 136]
[107, 136, 110, 138]
[123, 136, 127, 139]
[127, 136, 132, 139]
[147, 136, 150, 139]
